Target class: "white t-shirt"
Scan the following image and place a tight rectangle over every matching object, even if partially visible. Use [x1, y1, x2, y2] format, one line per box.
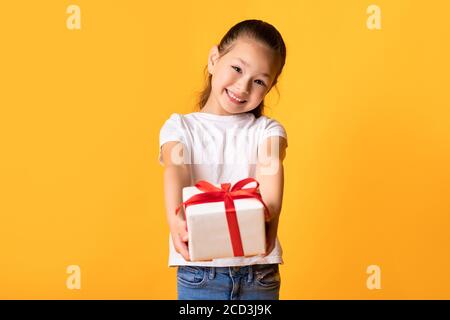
[158, 111, 288, 267]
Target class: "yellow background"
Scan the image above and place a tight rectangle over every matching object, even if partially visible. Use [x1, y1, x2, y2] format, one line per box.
[1, 0, 449, 299]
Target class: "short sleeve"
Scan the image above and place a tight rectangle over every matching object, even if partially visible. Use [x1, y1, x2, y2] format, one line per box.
[158, 113, 186, 165]
[258, 117, 288, 148]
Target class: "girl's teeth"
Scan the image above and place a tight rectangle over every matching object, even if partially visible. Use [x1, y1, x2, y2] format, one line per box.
[227, 90, 245, 102]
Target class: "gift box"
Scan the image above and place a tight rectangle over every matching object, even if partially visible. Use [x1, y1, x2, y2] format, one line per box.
[176, 178, 270, 261]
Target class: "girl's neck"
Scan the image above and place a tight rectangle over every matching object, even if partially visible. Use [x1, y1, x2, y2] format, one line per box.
[199, 105, 234, 116]
[197, 103, 251, 120]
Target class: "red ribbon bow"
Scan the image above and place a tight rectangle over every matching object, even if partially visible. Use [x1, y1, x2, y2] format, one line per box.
[175, 177, 271, 257]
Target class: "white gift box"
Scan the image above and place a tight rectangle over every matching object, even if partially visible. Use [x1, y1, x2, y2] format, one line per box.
[182, 182, 266, 261]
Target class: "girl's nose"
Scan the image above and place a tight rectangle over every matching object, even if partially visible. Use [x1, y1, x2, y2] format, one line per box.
[236, 80, 250, 95]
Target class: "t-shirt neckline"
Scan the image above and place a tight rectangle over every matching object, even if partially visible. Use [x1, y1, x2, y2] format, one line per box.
[193, 111, 252, 122]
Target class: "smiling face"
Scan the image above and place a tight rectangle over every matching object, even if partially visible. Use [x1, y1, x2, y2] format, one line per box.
[202, 37, 280, 116]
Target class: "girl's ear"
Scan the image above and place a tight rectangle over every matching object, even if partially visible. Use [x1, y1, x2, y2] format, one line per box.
[207, 45, 220, 75]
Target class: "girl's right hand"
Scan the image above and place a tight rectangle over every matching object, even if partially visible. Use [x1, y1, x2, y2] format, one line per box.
[171, 206, 190, 261]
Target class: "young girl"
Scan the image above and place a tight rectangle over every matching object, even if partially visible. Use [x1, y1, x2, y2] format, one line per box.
[159, 19, 288, 300]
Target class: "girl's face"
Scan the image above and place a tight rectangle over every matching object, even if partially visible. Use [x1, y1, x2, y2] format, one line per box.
[204, 37, 279, 116]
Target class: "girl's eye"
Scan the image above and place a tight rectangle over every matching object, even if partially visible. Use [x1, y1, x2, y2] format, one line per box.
[232, 66, 241, 73]
[231, 66, 266, 87]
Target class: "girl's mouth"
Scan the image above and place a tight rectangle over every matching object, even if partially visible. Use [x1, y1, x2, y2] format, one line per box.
[226, 89, 246, 104]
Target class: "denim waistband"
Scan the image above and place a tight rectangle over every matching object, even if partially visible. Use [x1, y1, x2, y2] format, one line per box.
[212, 265, 252, 274]
[206, 263, 279, 279]
[178, 264, 279, 284]
[208, 265, 252, 282]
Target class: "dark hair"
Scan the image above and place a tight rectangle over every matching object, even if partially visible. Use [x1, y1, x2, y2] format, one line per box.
[195, 19, 287, 118]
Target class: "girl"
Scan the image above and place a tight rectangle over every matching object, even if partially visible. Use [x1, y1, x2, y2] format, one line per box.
[159, 19, 288, 300]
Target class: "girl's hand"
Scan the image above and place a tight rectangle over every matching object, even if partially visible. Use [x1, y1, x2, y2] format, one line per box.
[171, 206, 191, 261]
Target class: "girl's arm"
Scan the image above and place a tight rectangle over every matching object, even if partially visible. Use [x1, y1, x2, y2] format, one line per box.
[161, 141, 192, 261]
[255, 136, 288, 255]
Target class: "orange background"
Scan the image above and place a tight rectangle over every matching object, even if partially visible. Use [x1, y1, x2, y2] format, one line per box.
[1, 0, 449, 299]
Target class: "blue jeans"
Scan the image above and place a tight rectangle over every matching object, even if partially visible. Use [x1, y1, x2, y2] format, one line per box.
[177, 263, 280, 300]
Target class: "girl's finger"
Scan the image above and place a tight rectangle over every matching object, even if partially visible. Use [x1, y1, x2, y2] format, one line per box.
[174, 234, 190, 261]
[178, 220, 188, 242]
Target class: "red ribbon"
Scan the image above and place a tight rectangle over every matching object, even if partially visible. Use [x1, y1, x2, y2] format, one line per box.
[175, 178, 270, 257]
